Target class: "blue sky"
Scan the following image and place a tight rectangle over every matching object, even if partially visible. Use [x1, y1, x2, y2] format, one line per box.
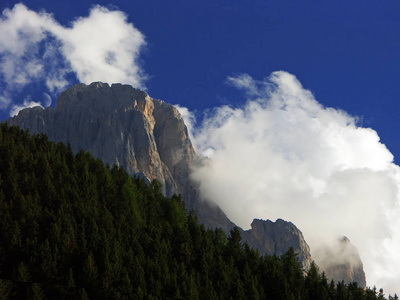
[1, 1, 400, 292]
[0, 1, 399, 157]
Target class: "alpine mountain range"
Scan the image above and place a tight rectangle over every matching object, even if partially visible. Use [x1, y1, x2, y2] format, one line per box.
[6, 82, 366, 287]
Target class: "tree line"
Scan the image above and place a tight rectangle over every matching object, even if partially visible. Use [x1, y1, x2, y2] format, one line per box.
[0, 123, 397, 299]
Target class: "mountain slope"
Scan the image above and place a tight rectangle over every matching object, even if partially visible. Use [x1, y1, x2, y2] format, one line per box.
[6, 82, 368, 286]
[0, 123, 380, 298]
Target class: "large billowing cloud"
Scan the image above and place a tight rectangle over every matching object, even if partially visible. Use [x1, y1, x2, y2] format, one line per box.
[0, 3, 146, 116]
[186, 71, 400, 293]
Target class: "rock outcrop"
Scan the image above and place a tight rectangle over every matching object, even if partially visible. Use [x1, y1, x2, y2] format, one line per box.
[6, 82, 364, 286]
[313, 236, 366, 288]
[242, 219, 312, 270]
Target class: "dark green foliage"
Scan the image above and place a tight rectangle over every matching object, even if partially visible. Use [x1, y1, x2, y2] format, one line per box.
[0, 123, 393, 299]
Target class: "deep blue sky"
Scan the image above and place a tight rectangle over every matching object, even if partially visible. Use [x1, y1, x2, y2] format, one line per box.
[1, 0, 400, 160]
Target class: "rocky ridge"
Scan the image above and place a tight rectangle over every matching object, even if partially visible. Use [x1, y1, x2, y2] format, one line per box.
[6, 82, 365, 286]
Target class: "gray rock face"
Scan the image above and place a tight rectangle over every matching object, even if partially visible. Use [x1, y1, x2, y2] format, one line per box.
[6, 82, 365, 287]
[313, 236, 366, 288]
[7, 82, 234, 232]
[242, 219, 312, 270]
[9, 83, 189, 196]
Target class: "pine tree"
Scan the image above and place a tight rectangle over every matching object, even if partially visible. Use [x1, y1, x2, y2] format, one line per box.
[226, 227, 243, 261]
[83, 251, 98, 286]
[15, 262, 31, 282]
[0, 278, 15, 299]
[29, 282, 46, 300]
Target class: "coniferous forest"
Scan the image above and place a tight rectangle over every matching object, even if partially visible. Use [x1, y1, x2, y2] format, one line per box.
[0, 123, 397, 299]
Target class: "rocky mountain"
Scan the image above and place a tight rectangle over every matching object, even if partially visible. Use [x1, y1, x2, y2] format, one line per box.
[7, 83, 229, 228]
[242, 219, 312, 270]
[6, 82, 364, 286]
[313, 236, 366, 288]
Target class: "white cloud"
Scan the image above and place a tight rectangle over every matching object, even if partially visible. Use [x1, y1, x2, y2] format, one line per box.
[227, 74, 259, 96]
[0, 4, 58, 88]
[10, 98, 43, 117]
[0, 3, 146, 116]
[9, 93, 52, 117]
[59, 5, 146, 87]
[0, 92, 11, 110]
[190, 71, 400, 294]
[174, 104, 197, 142]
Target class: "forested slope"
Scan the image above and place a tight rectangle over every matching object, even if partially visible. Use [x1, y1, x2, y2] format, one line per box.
[0, 123, 393, 299]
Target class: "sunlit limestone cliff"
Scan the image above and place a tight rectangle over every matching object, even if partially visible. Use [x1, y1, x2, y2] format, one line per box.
[6, 82, 365, 287]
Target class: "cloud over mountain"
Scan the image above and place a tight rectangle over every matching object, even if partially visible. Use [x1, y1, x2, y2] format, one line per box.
[186, 71, 400, 293]
[0, 3, 146, 115]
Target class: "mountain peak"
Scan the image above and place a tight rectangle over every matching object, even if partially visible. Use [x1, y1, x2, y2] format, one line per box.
[6, 82, 366, 287]
[9, 83, 193, 198]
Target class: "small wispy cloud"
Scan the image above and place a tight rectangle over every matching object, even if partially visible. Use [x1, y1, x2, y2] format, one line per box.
[0, 3, 147, 116]
[226, 73, 260, 96]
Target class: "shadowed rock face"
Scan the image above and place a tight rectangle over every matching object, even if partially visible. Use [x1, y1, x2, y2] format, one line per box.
[6, 82, 365, 287]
